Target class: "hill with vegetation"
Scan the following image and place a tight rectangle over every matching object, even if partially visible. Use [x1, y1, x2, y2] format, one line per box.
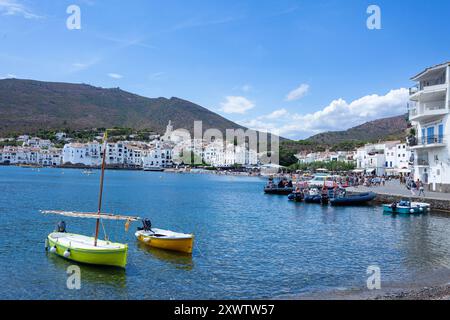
[278, 115, 409, 166]
[0, 79, 246, 136]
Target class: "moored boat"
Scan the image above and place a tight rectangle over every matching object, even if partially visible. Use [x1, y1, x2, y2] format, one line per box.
[41, 130, 140, 268]
[411, 202, 431, 212]
[143, 165, 164, 172]
[264, 187, 294, 195]
[304, 188, 322, 204]
[135, 219, 194, 254]
[383, 200, 430, 214]
[288, 191, 303, 202]
[330, 192, 376, 206]
[46, 232, 128, 268]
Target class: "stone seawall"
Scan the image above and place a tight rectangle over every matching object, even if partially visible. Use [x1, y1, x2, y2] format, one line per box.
[349, 191, 450, 213]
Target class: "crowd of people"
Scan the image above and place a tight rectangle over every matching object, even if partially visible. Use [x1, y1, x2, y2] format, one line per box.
[269, 171, 429, 198]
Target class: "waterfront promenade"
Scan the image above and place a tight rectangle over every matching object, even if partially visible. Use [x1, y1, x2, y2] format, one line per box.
[348, 180, 450, 212]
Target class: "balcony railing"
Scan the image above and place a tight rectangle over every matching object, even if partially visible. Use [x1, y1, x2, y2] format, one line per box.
[420, 134, 445, 146]
[410, 77, 447, 95]
[417, 158, 430, 166]
[409, 85, 419, 95]
[409, 102, 447, 119]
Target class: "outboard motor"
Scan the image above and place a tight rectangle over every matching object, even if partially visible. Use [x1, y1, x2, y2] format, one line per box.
[138, 219, 152, 231]
[56, 221, 67, 233]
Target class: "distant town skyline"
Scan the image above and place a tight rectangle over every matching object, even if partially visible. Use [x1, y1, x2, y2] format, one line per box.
[1, 0, 449, 139]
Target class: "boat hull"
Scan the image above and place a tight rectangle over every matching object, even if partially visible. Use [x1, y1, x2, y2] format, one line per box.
[136, 231, 194, 254]
[264, 187, 294, 195]
[288, 192, 303, 202]
[47, 233, 128, 268]
[382, 205, 421, 214]
[304, 195, 322, 204]
[330, 192, 376, 206]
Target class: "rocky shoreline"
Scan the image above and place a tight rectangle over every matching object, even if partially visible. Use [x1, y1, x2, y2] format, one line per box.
[373, 284, 450, 300]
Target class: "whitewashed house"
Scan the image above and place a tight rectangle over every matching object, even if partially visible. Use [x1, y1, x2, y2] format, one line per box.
[142, 142, 173, 168]
[62, 142, 102, 166]
[409, 62, 450, 191]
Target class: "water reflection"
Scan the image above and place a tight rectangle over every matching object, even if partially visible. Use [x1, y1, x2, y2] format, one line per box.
[46, 253, 127, 288]
[136, 242, 194, 270]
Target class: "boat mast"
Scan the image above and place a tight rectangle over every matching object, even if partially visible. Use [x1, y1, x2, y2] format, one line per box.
[94, 131, 108, 246]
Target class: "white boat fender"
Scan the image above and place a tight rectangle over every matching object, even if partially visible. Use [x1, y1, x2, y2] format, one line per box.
[410, 209, 415, 214]
[50, 246, 57, 253]
[63, 249, 71, 258]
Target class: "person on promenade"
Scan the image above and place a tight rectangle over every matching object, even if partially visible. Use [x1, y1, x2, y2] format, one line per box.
[418, 179, 425, 197]
[410, 179, 417, 196]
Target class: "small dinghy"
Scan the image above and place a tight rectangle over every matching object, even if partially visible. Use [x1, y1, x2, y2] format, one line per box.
[330, 191, 376, 206]
[383, 200, 430, 214]
[135, 219, 194, 254]
[264, 186, 294, 195]
[304, 188, 322, 204]
[288, 191, 303, 202]
[46, 231, 128, 268]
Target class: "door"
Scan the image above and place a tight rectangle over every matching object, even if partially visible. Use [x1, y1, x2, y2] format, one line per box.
[438, 124, 444, 143]
[427, 127, 435, 144]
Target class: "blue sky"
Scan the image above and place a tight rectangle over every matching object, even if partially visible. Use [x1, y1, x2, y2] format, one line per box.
[1, 0, 449, 139]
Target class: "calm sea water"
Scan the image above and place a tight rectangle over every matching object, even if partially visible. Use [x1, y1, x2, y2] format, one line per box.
[0, 166, 449, 299]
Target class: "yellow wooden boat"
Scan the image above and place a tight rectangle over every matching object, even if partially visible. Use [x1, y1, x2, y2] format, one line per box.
[135, 228, 194, 254]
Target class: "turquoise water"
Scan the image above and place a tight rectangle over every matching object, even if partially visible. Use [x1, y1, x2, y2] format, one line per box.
[0, 166, 450, 299]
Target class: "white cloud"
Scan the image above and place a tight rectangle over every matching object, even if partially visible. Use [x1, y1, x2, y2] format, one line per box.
[67, 58, 102, 74]
[239, 88, 409, 138]
[220, 96, 255, 114]
[0, 0, 41, 19]
[285, 83, 310, 101]
[241, 84, 252, 92]
[107, 73, 123, 79]
[0, 73, 17, 79]
[264, 109, 288, 119]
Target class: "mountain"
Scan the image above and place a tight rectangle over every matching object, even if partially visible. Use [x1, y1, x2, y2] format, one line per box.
[0, 79, 246, 136]
[278, 115, 409, 166]
[306, 114, 408, 145]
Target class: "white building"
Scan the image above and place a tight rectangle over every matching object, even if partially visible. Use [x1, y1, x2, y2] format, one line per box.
[62, 140, 173, 168]
[142, 142, 173, 168]
[200, 140, 258, 167]
[62, 142, 102, 166]
[356, 141, 411, 176]
[409, 62, 450, 192]
[0, 146, 62, 166]
[23, 137, 53, 148]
